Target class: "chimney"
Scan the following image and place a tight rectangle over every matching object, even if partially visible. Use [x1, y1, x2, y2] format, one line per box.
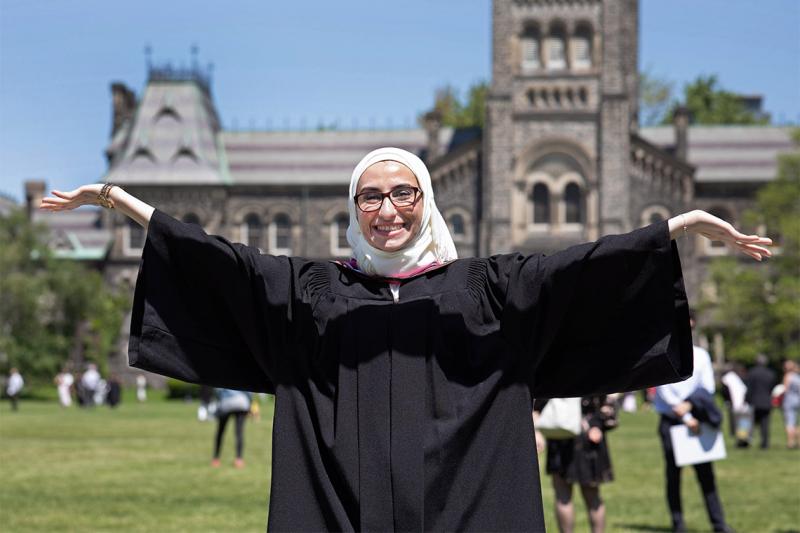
[111, 83, 137, 136]
[25, 180, 46, 220]
[672, 106, 690, 161]
[423, 110, 442, 164]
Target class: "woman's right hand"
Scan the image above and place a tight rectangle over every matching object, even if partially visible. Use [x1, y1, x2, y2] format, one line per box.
[39, 185, 104, 211]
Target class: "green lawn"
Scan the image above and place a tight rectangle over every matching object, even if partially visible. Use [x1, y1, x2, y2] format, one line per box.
[1, 394, 798, 532]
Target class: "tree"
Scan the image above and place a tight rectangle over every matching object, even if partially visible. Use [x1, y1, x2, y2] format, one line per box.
[0, 209, 129, 381]
[426, 81, 488, 129]
[639, 70, 674, 126]
[664, 75, 768, 126]
[702, 129, 800, 364]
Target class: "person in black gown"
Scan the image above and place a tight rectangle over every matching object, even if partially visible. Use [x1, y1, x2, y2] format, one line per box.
[41, 147, 772, 532]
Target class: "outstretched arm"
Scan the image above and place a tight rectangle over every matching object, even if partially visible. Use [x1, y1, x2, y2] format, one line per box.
[39, 184, 154, 229]
[668, 209, 772, 261]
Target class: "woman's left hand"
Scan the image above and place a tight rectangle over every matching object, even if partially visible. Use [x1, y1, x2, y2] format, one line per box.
[669, 210, 773, 261]
[587, 427, 603, 444]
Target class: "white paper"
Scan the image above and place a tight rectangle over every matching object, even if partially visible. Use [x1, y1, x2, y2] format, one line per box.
[669, 423, 727, 467]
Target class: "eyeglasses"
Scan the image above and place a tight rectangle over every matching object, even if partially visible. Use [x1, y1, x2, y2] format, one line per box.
[354, 186, 422, 212]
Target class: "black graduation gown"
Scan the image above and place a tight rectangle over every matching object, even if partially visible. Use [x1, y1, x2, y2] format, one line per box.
[129, 210, 692, 532]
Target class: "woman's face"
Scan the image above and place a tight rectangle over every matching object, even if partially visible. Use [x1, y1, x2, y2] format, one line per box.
[355, 161, 423, 252]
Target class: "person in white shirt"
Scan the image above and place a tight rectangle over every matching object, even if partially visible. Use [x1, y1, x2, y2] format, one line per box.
[136, 374, 147, 402]
[6, 368, 24, 411]
[654, 311, 732, 533]
[80, 364, 101, 406]
[55, 369, 74, 407]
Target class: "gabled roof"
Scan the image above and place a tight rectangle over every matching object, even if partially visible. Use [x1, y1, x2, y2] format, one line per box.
[105, 80, 225, 185]
[639, 126, 795, 183]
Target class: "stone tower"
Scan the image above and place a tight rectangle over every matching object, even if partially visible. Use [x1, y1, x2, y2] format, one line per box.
[483, 0, 642, 254]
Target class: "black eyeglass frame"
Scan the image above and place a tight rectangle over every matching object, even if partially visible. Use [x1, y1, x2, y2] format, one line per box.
[353, 186, 423, 212]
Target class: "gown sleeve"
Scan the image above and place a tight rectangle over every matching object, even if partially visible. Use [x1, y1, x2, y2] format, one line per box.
[128, 209, 294, 393]
[493, 221, 693, 398]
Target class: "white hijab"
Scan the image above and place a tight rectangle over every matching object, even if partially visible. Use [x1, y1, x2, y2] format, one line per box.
[346, 147, 457, 277]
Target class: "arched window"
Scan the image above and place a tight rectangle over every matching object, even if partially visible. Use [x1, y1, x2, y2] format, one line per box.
[640, 205, 671, 227]
[564, 183, 583, 224]
[243, 213, 262, 249]
[532, 183, 550, 224]
[572, 25, 593, 70]
[450, 213, 466, 237]
[127, 217, 145, 251]
[182, 212, 201, 226]
[546, 24, 567, 70]
[330, 213, 350, 255]
[272, 214, 292, 253]
[520, 25, 541, 71]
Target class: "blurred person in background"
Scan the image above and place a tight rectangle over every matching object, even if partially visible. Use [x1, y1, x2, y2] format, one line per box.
[79, 363, 101, 407]
[54, 368, 74, 407]
[534, 395, 618, 533]
[106, 374, 122, 408]
[136, 374, 147, 402]
[6, 368, 24, 411]
[211, 388, 252, 468]
[654, 312, 733, 533]
[720, 363, 750, 447]
[744, 354, 776, 449]
[782, 360, 800, 449]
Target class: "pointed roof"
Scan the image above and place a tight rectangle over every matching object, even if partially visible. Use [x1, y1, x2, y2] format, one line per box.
[104, 74, 226, 185]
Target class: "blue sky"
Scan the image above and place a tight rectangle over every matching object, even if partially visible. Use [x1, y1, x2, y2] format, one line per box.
[1, 0, 798, 201]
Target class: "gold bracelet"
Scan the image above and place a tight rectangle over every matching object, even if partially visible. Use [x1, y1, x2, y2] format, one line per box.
[98, 183, 119, 209]
[682, 214, 689, 237]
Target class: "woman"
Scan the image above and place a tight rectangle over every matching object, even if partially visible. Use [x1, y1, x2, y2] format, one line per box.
[212, 388, 252, 468]
[40, 147, 771, 531]
[534, 395, 617, 533]
[782, 360, 800, 449]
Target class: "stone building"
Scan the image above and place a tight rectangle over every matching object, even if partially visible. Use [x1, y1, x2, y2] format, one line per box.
[25, 0, 792, 376]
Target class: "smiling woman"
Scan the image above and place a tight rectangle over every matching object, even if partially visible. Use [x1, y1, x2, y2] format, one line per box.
[38, 148, 772, 532]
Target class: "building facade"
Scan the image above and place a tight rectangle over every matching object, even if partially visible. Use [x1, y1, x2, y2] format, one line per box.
[25, 0, 792, 377]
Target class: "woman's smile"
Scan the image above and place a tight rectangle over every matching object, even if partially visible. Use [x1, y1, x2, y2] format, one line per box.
[356, 161, 423, 252]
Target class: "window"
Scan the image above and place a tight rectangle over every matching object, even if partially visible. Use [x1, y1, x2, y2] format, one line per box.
[271, 214, 292, 254]
[532, 183, 550, 224]
[546, 25, 567, 70]
[564, 183, 583, 224]
[572, 26, 592, 70]
[243, 213, 262, 249]
[521, 27, 541, 70]
[450, 213, 466, 238]
[330, 213, 350, 256]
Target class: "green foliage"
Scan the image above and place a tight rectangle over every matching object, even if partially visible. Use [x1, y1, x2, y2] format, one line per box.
[165, 378, 201, 399]
[0, 208, 129, 382]
[426, 80, 488, 129]
[639, 69, 674, 126]
[663, 74, 769, 126]
[702, 129, 800, 363]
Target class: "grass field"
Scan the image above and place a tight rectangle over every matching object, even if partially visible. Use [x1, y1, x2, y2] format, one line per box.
[1, 393, 798, 532]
